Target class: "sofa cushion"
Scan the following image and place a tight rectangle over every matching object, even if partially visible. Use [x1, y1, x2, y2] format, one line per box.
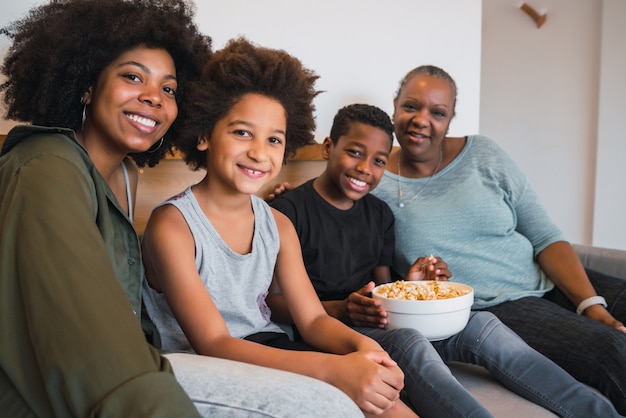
[573, 243, 626, 280]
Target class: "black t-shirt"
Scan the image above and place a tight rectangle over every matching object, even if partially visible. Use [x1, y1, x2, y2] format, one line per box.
[271, 179, 395, 301]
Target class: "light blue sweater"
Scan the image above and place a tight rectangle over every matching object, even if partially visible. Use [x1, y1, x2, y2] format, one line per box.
[372, 135, 566, 308]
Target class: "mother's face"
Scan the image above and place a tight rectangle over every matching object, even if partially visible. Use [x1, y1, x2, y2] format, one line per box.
[83, 46, 178, 156]
[392, 74, 455, 156]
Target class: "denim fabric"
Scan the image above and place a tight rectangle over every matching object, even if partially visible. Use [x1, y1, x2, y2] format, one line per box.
[357, 324, 491, 418]
[359, 311, 621, 418]
[483, 269, 626, 415]
[165, 353, 364, 417]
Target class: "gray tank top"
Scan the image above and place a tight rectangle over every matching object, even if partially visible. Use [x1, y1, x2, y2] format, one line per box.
[142, 187, 284, 352]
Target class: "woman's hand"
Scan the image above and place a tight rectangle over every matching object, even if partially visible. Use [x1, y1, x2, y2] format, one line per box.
[537, 242, 626, 334]
[406, 255, 451, 281]
[584, 304, 626, 333]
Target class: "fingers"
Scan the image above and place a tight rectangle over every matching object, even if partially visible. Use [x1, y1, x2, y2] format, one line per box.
[362, 351, 402, 382]
[360, 397, 398, 416]
[346, 291, 387, 327]
[406, 255, 452, 281]
[349, 286, 379, 305]
[335, 354, 403, 415]
[432, 257, 452, 281]
[423, 256, 452, 281]
[357, 281, 376, 295]
[265, 182, 293, 202]
[357, 366, 404, 415]
[430, 264, 452, 281]
[360, 391, 401, 416]
[377, 355, 400, 369]
[348, 308, 387, 328]
[584, 306, 626, 333]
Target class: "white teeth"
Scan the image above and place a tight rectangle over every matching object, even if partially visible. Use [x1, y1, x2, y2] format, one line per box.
[349, 177, 366, 187]
[127, 114, 156, 127]
[242, 167, 263, 175]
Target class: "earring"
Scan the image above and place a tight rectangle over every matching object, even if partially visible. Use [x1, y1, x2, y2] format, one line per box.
[81, 104, 87, 128]
[80, 97, 87, 130]
[147, 137, 164, 153]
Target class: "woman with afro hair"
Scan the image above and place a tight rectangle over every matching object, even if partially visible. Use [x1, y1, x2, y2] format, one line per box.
[141, 37, 414, 418]
[0, 2, 362, 417]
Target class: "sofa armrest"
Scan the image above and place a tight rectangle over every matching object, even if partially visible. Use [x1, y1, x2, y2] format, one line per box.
[573, 243, 626, 280]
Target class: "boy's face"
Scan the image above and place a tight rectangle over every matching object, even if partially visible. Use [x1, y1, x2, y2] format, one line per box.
[321, 122, 391, 205]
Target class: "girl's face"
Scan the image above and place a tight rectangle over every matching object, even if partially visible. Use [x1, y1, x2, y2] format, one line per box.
[392, 74, 455, 159]
[199, 93, 287, 196]
[82, 46, 178, 157]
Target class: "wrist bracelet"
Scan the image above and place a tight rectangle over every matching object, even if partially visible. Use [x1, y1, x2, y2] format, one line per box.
[575, 296, 607, 315]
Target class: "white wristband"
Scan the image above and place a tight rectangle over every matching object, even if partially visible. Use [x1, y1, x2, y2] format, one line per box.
[575, 296, 607, 315]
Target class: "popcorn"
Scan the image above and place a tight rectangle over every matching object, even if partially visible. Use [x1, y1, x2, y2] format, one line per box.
[375, 280, 470, 301]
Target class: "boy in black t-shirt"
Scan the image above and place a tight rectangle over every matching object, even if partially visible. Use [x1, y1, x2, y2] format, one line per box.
[269, 104, 443, 327]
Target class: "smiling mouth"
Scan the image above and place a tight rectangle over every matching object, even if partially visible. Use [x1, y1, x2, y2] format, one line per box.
[408, 131, 428, 139]
[347, 176, 368, 190]
[126, 113, 157, 128]
[239, 165, 265, 177]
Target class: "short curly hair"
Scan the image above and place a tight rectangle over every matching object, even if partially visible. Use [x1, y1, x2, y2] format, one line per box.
[329, 104, 393, 151]
[0, 0, 212, 167]
[175, 37, 321, 171]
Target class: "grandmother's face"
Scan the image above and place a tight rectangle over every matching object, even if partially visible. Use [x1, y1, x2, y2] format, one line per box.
[392, 74, 454, 155]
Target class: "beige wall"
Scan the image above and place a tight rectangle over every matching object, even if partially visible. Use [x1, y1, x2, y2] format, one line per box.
[0, 0, 483, 139]
[480, 0, 626, 250]
[593, 0, 626, 250]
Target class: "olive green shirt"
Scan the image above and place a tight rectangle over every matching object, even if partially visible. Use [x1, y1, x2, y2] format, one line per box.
[0, 125, 199, 417]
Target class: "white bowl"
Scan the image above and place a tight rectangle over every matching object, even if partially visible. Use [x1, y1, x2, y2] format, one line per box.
[372, 281, 474, 341]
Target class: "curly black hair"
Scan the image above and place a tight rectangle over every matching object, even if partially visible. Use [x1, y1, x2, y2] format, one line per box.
[175, 37, 321, 171]
[0, 0, 212, 167]
[329, 103, 394, 151]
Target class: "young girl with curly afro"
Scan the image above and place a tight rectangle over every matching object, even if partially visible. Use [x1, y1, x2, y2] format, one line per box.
[141, 37, 415, 418]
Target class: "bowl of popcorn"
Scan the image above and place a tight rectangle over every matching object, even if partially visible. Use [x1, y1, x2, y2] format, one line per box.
[372, 280, 474, 341]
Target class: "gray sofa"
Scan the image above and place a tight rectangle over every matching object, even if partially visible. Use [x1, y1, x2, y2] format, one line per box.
[449, 243, 625, 417]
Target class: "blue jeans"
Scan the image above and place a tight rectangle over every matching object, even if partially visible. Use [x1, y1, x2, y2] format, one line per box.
[357, 311, 620, 418]
[482, 268, 626, 415]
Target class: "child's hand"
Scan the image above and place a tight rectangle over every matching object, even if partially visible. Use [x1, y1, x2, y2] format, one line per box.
[264, 181, 292, 202]
[406, 255, 451, 282]
[328, 350, 404, 415]
[345, 282, 388, 328]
